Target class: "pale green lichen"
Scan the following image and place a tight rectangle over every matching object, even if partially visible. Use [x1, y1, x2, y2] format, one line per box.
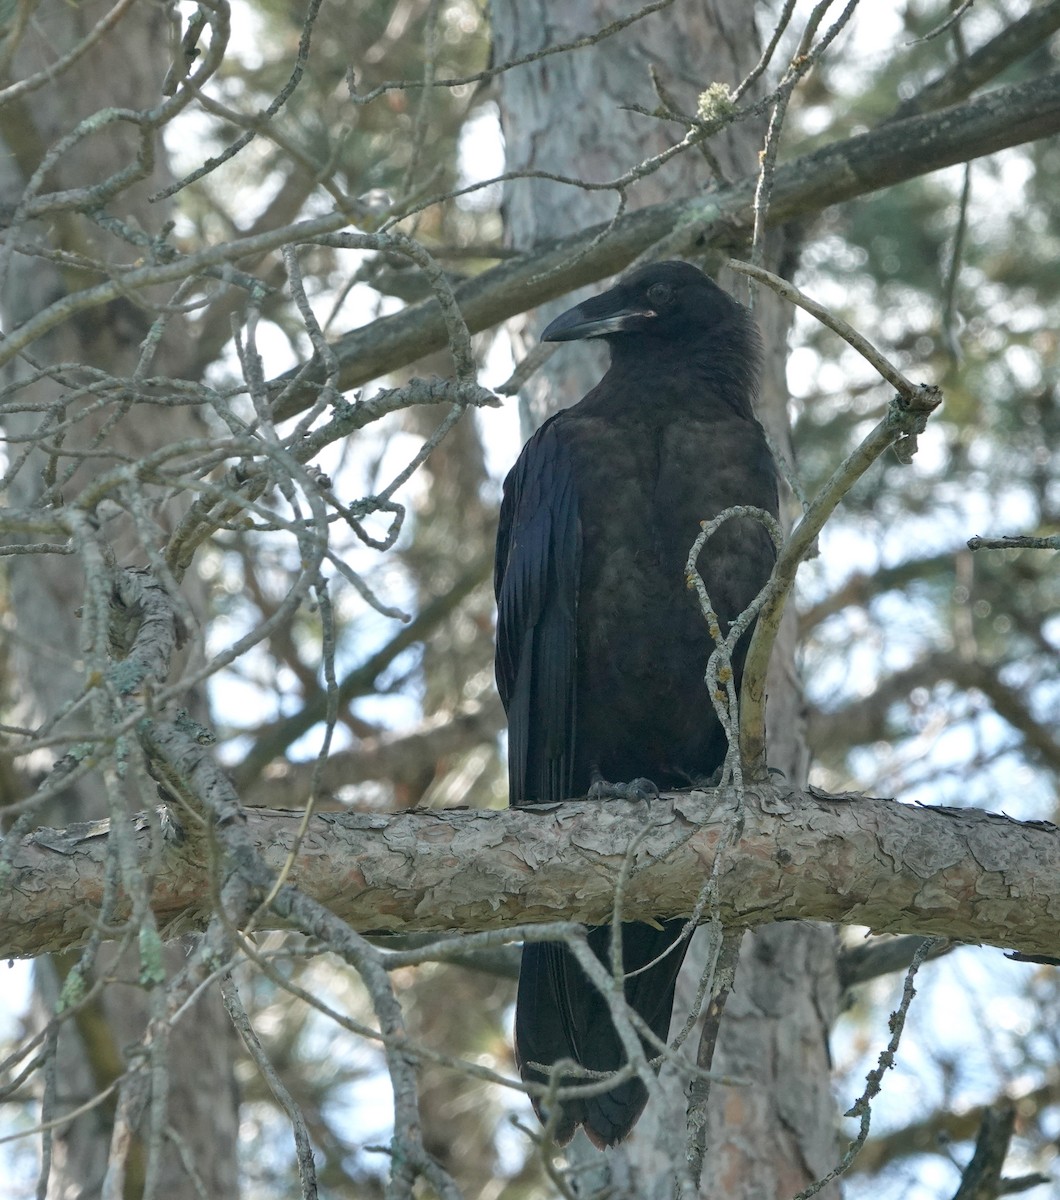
[697, 82, 736, 124]
[139, 927, 166, 988]
[57, 967, 86, 1012]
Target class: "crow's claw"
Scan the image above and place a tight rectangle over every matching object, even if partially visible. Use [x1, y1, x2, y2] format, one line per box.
[692, 766, 724, 789]
[587, 776, 660, 802]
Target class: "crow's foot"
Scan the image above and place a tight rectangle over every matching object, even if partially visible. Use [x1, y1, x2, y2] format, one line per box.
[587, 774, 659, 802]
[690, 766, 724, 789]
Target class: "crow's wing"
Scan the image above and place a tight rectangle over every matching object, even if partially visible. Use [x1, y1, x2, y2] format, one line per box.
[494, 415, 581, 808]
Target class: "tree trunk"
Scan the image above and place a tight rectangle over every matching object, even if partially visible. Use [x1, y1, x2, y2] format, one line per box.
[492, 2, 839, 1193]
[0, 4, 238, 1195]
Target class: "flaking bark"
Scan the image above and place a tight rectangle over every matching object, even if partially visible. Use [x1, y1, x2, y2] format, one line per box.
[3, 786, 1056, 961]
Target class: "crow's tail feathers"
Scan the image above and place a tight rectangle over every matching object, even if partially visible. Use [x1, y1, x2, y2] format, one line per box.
[515, 920, 689, 1147]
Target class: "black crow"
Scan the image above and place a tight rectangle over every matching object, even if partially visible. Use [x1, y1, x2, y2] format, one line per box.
[494, 260, 778, 1147]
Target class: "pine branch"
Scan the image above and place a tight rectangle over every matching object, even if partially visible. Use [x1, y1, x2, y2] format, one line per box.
[3, 785, 1057, 961]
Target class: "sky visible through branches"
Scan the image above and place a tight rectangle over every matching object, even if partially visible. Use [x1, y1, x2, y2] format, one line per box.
[0, 0, 1057, 1196]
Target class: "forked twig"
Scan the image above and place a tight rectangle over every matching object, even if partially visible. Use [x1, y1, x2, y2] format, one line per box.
[728, 259, 943, 778]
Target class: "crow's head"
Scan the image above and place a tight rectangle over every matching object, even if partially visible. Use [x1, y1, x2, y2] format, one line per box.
[541, 261, 744, 346]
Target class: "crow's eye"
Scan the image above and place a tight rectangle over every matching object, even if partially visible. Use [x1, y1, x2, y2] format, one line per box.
[646, 282, 674, 308]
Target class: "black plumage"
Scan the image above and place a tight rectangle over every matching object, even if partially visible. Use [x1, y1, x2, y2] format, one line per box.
[494, 261, 779, 1147]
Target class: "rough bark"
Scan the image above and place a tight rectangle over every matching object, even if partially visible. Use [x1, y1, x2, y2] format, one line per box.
[4, 787, 1057, 962]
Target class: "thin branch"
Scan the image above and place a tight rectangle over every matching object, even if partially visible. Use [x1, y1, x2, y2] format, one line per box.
[794, 938, 941, 1197]
[345, 0, 677, 104]
[242, 696, 504, 810]
[729, 259, 914, 392]
[848, 1078, 1060, 1177]
[910, 0, 976, 47]
[808, 649, 1060, 771]
[799, 550, 956, 631]
[232, 554, 492, 787]
[967, 533, 1060, 552]
[152, 0, 327, 202]
[0, 212, 356, 371]
[220, 977, 318, 1200]
[0, 0, 138, 109]
[890, 0, 1060, 121]
[749, 0, 861, 273]
[732, 0, 798, 103]
[686, 504, 784, 790]
[729, 262, 942, 778]
[941, 163, 972, 361]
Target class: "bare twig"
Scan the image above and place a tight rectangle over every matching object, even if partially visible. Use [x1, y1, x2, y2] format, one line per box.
[0, 0, 138, 109]
[686, 504, 784, 790]
[729, 261, 942, 778]
[152, 0, 328, 202]
[967, 533, 1060, 552]
[911, 0, 977, 46]
[940, 164, 973, 363]
[729, 259, 914, 392]
[732, 0, 798, 103]
[220, 977, 318, 1200]
[749, 0, 861, 274]
[346, 0, 677, 104]
[794, 938, 942, 1197]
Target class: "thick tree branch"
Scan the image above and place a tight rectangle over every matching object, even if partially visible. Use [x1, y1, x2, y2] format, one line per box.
[890, 0, 1060, 121]
[242, 695, 505, 809]
[850, 1078, 1060, 1177]
[269, 68, 1060, 417]
[952, 1100, 1016, 1200]
[838, 934, 954, 990]
[799, 552, 957, 632]
[2, 786, 1057, 961]
[809, 651, 1060, 771]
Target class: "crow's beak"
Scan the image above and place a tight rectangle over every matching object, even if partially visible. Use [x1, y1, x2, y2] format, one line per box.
[541, 293, 656, 342]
